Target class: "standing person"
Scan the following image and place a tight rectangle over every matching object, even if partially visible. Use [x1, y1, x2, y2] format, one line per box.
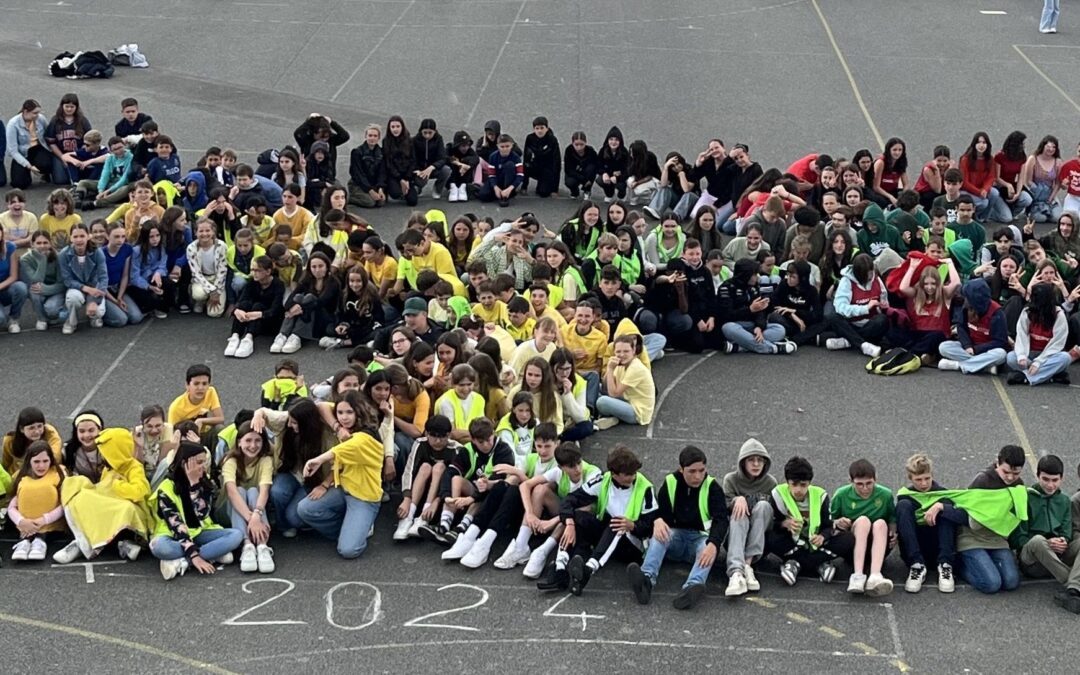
[722, 439, 777, 596]
[627, 446, 728, 610]
[1040, 0, 1061, 33]
[523, 116, 560, 198]
[151, 441, 244, 580]
[6, 99, 53, 189]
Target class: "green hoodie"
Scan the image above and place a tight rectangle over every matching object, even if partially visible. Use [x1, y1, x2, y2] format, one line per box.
[856, 203, 904, 257]
[1013, 484, 1073, 549]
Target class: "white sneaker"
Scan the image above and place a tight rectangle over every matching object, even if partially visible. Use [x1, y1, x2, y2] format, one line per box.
[256, 544, 275, 573]
[744, 564, 760, 591]
[28, 537, 47, 561]
[442, 529, 478, 561]
[393, 517, 414, 541]
[224, 334, 241, 357]
[461, 535, 495, 568]
[11, 539, 31, 562]
[523, 547, 549, 579]
[240, 542, 258, 572]
[235, 334, 254, 358]
[643, 205, 660, 219]
[62, 322, 76, 335]
[937, 359, 960, 372]
[90, 317, 104, 329]
[193, 302, 205, 314]
[937, 563, 955, 593]
[847, 573, 867, 594]
[217, 552, 234, 565]
[860, 342, 882, 358]
[282, 334, 302, 354]
[53, 540, 82, 564]
[458, 186, 468, 203]
[825, 337, 850, 350]
[153, 310, 168, 319]
[160, 557, 189, 580]
[282, 528, 298, 538]
[594, 416, 620, 431]
[35, 321, 47, 332]
[8, 320, 21, 334]
[117, 540, 141, 561]
[725, 570, 748, 597]
[865, 573, 893, 597]
[905, 564, 927, 593]
[407, 519, 425, 539]
[319, 336, 342, 350]
[776, 340, 798, 355]
[270, 333, 287, 353]
[493, 542, 531, 570]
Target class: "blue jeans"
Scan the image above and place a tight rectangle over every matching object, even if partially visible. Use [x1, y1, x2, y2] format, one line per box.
[596, 395, 639, 424]
[964, 187, 1012, 223]
[648, 186, 697, 222]
[150, 528, 244, 561]
[1006, 189, 1033, 220]
[270, 472, 307, 530]
[103, 291, 143, 327]
[1027, 182, 1062, 223]
[229, 486, 269, 539]
[50, 154, 71, 186]
[960, 548, 1020, 594]
[1041, 0, 1060, 30]
[583, 371, 601, 409]
[721, 320, 786, 354]
[895, 498, 962, 567]
[29, 291, 67, 323]
[642, 333, 667, 361]
[1006, 350, 1072, 385]
[938, 341, 1007, 373]
[296, 486, 380, 559]
[0, 280, 29, 321]
[227, 273, 249, 305]
[641, 528, 712, 588]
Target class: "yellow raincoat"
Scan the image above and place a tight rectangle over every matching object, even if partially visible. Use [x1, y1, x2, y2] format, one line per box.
[60, 428, 153, 556]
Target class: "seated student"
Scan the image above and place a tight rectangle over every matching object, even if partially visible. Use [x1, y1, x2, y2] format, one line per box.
[115, 97, 152, 145]
[225, 228, 264, 305]
[894, 453, 962, 593]
[895, 254, 959, 362]
[151, 441, 244, 580]
[937, 278, 1009, 374]
[956, 445, 1026, 594]
[528, 282, 567, 330]
[560, 299, 607, 403]
[719, 258, 797, 355]
[451, 422, 562, 568]
[3, 407, 63, 475]
[1007, 283, 1072, 386]
[271, 251, 340, 355]
[547, 445, 656, 596]
[419, 417, 515, 544]
[769, 260, 823, 345]
[225, 256, 285, 359]
[830, 459, 896, 596]
[766, 455, 841, 587]
[722, 221, 771, 270]
[627, 445, 728, 610]
[721, 439, 776, 594]
[823, 252, 887, 357]
[594, 335, 655, 430]
[1015, 455, 1077, 594]
[57, 222, 108, 334]
[949, 194, 986, 253]
[924, 207, 957, 251]
[131, 404, 175, 485]
[62, 129, 108, 188]
[394, 414, 459, 540]
[185, 218, 227, 317]
[783, 206, 827, 262]
[433, 364, 486, 443]
[523, 117, 560, 198]
[221, 422, 275, 574]
[496, 391, 538, 459]
[8, 440, 67, 563]
[145, 134, 181, 187]
[259, 359, 309, 410]
[167, 364, 225, 441]
[504, 295, 535, 342]
[273, 183, 314, 249]
[472, 280, 508, 325]
[1055, 461, 1080, 614]
[644, 213, 687, 273]
[856, 203, 904, 258]
[2, 189, 40, 249]
[479, 134, 524, 207]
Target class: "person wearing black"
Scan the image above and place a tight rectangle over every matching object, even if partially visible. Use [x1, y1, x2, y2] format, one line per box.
[348, 124, 386, 208]
[677, 239, 717, 353]
[523, 116, 561, 198]
[383, 115, 417, 206]
[770, 260, 823, 345]
[445, 130, 479, 202]
[293, 114, 350, 168]
[564, 131, 600, 199]
[597, 126, 629, 202]
[718, 258, 797, 354]
[626, 445, 729, 610]
[225, 256, 285, 359]
[686, 139, 734, 220]
[412, 118, 450, 200]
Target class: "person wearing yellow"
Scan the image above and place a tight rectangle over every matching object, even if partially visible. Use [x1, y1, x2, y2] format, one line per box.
[504, 296, 536, 342]
[3, 406, 63, 475]
[472, 280, 509, 325]
[560, 299, 608, 406]
[594, 335, 656, 430]
[123, 180, 164, 243]
[362, 235, 398, 301]
[167, 364, 225, 437]
[398, 229, 467, 296]
[434, 364, 487, 443]
[151, 441, 244, 579]
[529, 283, 567, 329]
[53, 426, 153, 564]
[8, 441, 66, 561]
[509, 316, 559, 377]
[273, 184, 314, 249]
[298, 405, 384, 559]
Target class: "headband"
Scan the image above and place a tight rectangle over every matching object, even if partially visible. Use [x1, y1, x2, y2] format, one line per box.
[74, 412, 103, 429]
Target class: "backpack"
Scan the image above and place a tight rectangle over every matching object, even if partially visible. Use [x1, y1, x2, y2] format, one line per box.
[865, 347, 921, 376]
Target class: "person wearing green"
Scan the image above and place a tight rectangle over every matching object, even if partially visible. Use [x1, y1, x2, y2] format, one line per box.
[830, 458, 896, 596]
[856, 203, 904, 259]
[766, 456, 841, 587]
[948, 195, 986, 254]
[956, 445, 1026, 594]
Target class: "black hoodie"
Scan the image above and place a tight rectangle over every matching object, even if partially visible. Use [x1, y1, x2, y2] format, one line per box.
[293, 117, 350, 168]
[598, 126, 629, 177]
[718, 258, 765, 327]
[773, 260, 822, 325]
[446, 130, 479, 178]
[476, 120, 521, 161]
[564, 142, 600, 184]
[349, 141, 386, 191]
[412, 120, 447, 172]
[524, 128, 561, 181]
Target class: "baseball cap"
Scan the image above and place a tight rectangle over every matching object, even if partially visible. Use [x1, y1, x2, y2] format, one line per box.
[403, 297, 427, 316]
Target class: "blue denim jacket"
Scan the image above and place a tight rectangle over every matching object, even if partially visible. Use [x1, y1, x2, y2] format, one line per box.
[5, 113, 49, 167]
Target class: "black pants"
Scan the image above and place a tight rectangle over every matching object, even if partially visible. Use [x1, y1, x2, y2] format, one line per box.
[127, 282, 174, 315]
[570, 511, 643, 568]
[565, 173, 595, 198]
[525, 168, 559, 198]
[769, 312, 825, 346]
[892, 327, 947, 356]
[387, 177, 419, 206]
[824, 311, 889, 346]
[765, 530, 837, 575]
[599, 176, 627, 199]
[9, 146, 54, 189]
[472, 482, 525, 533]
[232, 313, 283, 338]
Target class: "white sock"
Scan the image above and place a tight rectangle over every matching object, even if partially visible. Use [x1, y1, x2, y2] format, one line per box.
[539, 537, 558, 555]
[586, 558, 600, 572]
[555, 549, 569, 570]
[514, 526, 532, 548]
[407, 503, 417, 518]
[459, 514, 473, 531]
[440, 511, 454, 528]
[478, 530, 497, 546]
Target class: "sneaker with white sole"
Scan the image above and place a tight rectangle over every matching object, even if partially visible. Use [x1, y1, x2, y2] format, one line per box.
[28, 537, 47, 561]
[865, 572, 893, 597]
[11, 539, 31, 562]
[270, 333, 288, 353]
[224, 334, 241, 357]
[256, 545, 275, 573]
[780, 560, 801, 586]
[522, 547, 549, 578]
[860, 342, 881, 358]
[282, 334, 302, 354]
[240, 542, 258, 572]
[319, 336, 342, 350]
[458, 186, 469, 203]
[744, 564, 760, 591]
[643, 205, 660, 219]
[442, 529, 479, 561]
[35, 321, 48, 332]
[594, 416, 620, 431]
[725, 570, 748, 596]
[235, 335, 255, 358]
[407, 519, 425, 539]
[818, 561, 836, 584]
[153, 310, 168, 319]
[8, 320, 21, 334]
[461, 536, 495, 568]
[217, 552, 234, 566]
[117, 540, 141, 561]
[90, 317, 104, 328]
[53, 541, 82, 564]
[825, 337, 850, 350]
[160, 557, 189, 580]
[282, 528, 298, 538]
[776, 340, 798, 355]
[937, 563, 955, 593]
[905, 563, 927, 593]
[937, 359, 960, 372]
[493, 542, 532, 570]
[393, 517, 414, 541]
[62, 322, 76, 335]
[847, 573, 867, 594]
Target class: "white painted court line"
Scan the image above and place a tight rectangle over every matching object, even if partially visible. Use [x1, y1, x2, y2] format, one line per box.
[66, 320, 154, 419]
[646, 351, 716, 439]
[884, 603, 909, 669]
[331, 0, 418, 102]
[1012, 44, 1080, 116]
[464, 0, 530, 129]
[979, 10, 1007, 15]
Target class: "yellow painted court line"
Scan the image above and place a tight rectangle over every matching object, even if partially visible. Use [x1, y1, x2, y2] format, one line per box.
[1012, 45, 1080, 115]
[851, 641, 879, 656]
[819, 625, 846, 639]
[785, 612, 813, 624]
[810, 0, 884, 148]
[744, 597, 777, 609]
[0, 613, 238, 675]
[990, 378, 1040, 476]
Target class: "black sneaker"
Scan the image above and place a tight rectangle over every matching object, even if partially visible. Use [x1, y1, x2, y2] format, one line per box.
[417, 522, 451, 545]
[178, 304, 192, 315]
[498, 199, 510, 208]
[1054, 588, 1080, 614]
[536, 563, 569, 592]
[1007, 372, 1026, 386]
[568, 555, 591, 596]
[627, 563, 652, 605]
[1051, 371, 1072, 385]
[673, 583, 705, 610]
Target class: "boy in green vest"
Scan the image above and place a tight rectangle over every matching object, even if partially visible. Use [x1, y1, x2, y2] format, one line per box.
[524, 443, 601, 581]
[455, 423, 560, 569]
[895, 453, 961, 593]
[259, 359, 309, 410]
[766, 456, 839, 586]
[1058, 461, 1080, 614]
[1015, 456, 1077, 595]
[551, 445, 657, 596]
[830, 458, 897, 596]
[627, 445, 728, 610]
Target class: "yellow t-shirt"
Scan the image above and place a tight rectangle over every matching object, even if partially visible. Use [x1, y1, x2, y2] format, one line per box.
[560, 322, 608, 373]
[616, 359, 656, 425]
[414, 242, 467, 296]
[221, 455, 274, 490]
[330, 430, 384, 502]
[272, 206, 314, 250]
[427, 298, 451, 326]
[365, 256, 398, 290]
[0, 210, 40, 243]
[243, 215, 277, 247]
[509, 339, 556, 375]
[472, 300, 508, 326]
[167, 386, 223, 432]
[505, 316, 536, 342]
[40, 213, 82, 246]
[536, 305, 567, 329]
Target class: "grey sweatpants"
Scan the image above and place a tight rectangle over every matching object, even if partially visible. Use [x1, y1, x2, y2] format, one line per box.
[1020, 535, 1080, 589]
[725, 500, 773, 574]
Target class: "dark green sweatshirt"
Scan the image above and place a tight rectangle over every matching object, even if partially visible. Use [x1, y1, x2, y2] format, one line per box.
[1014, 484, 1073, 549]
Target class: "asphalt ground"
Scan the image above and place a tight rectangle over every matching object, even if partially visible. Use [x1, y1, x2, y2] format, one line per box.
[1, 0, 1080, 673]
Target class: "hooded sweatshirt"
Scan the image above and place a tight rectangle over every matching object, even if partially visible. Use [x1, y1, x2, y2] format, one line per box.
[773, 260, 822, 325]
[477, 120, 521, 160]
[412, 119, 447, 173]
[833, 264, 887, 323]
[717, 258, 766, 327]
[1014, 483, 1073, 549]
[350, 140, 386, 192]
[182, 171, 208, 213]
[446, 130, 479, 177]
[524, 126, 561, 182]
[722, 438, 777, 509]
[598, 126, 630, 177]
[856, 203, 904, 257]
[564, 141, 599, 185]
[1040, 227, 1080, 260]
[954, 278, 1008, 353]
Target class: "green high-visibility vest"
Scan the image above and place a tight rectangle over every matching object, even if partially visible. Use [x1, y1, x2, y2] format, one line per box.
[663, 474, 715, 532]
[775, 483, 826, 548]
[596, 472, 653, 521]
[896, 486, 1028, 537]
[463, 443, 496, 480]
[557, 461, 600, 498]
